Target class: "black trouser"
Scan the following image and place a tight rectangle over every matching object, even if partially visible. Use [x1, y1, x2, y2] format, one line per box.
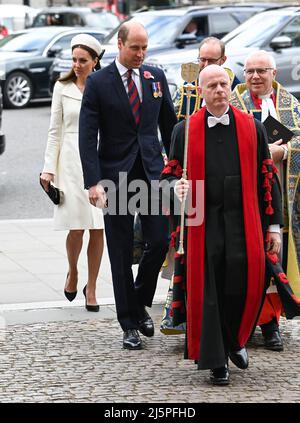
[198, 175, 247, 370]
[104, 156, 169, 331]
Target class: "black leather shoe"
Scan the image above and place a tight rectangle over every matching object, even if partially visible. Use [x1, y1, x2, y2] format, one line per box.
[263, 330, 284, 351]
[64, 273, 77, 302]
[210, 365, 230, 386]
[229, 347, 249, 369]
[138, 308, 154, 337]
[64, 290, 77, 302]
[123, 329, 142, 350]
[83, 285, 99, 312]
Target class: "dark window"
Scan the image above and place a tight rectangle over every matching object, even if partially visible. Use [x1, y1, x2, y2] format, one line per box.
[182, 17, 208, 39]
[33, 13, 63, 26]
[63, 14, 84, 26]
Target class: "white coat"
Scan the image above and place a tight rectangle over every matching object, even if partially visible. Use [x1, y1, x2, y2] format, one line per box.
[43, 80, 104, 230]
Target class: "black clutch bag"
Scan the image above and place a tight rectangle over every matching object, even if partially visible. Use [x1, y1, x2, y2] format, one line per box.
[39, 174, 63, 205]
[263, 115, 294, 144]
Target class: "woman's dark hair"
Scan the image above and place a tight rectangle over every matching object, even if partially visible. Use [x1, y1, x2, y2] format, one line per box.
[59, 44, 101, 83]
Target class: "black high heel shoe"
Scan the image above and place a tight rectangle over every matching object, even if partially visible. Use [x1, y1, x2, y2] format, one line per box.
[83, 285, 99, 312]
[64, 273, 77, 302]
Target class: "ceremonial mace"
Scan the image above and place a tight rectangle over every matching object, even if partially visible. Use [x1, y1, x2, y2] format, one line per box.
[177, 62, 200, 255]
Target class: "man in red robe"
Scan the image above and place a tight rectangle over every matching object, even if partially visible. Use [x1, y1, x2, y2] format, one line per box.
[160, 65, 282, 385]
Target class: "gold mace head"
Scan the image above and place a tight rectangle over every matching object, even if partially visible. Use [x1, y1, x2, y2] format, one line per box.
[181, 62, 199, 83]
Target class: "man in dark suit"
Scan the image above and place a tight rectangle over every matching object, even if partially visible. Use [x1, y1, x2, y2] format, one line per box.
[79, 21, 177, 350]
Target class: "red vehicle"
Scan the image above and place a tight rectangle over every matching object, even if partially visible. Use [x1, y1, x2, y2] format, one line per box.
[88, 0, 173, 20]
[0, 25, 8, 37]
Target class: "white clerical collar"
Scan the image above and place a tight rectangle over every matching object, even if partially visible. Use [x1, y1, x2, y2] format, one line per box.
[258, 90, 278, 122]
[115, 58, 140, 78]
[206, 105, 229, 118]
[258, 90, 274, 100]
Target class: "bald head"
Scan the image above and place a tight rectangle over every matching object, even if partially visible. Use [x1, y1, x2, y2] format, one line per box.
[245, 50, 276, 70]
[199, 64, 230, 86]
[198, 65, 230, 116]
[118, 21, 148, 44]
[117, 21, 148, 69]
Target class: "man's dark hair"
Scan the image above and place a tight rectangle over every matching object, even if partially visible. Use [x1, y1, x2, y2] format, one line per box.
[118, 24, 130, 44]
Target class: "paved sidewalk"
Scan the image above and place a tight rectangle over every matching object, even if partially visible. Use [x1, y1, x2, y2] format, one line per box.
[1, 219, 300, 403]
[0, 311, 300, 403]
[0, 218, 168, 310]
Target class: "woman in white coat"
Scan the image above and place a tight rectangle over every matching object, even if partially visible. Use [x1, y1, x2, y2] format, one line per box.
[40, 34, 104, 312]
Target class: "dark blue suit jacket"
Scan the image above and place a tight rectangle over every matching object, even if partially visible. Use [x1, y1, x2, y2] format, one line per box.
[79, 62, 177, 189]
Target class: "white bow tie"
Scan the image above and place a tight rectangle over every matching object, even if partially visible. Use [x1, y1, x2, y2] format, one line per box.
[207, 114, 230, 128]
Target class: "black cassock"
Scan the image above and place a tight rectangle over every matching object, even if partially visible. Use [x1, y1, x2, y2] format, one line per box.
[161, 108, 282, 369]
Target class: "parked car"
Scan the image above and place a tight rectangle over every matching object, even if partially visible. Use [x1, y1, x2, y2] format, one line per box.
[49, 3, 274, 89]
[0, 87, 5, 154]
[0, 27, 106, 109]
[140, 6, 300, 100]
[222, 6, 300, 98]
[31, 7, 120, 33]
[102, 4, 275, 60]
[88, 0, 174, 19]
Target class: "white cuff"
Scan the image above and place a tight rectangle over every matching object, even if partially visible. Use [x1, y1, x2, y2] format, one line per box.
[268, 224, 280, 234]
[281, 144, 288, 161]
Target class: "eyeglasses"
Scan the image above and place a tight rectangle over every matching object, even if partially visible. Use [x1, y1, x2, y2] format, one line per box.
[197, 56, 223, 65]
[244, 67, 274, 76]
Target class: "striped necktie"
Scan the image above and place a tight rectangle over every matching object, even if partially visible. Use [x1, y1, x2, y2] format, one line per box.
[127, 69, 141, 125]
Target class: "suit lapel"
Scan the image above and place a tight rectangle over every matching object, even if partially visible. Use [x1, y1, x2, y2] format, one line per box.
[109, 62, 136, 126]
[140, 65, 151, 127]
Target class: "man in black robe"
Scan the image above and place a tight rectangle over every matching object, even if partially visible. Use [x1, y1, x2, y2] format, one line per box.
[161, 65, 282, 385]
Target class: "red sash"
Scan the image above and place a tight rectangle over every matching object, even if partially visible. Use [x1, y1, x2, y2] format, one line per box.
[186, 105, 265, 360]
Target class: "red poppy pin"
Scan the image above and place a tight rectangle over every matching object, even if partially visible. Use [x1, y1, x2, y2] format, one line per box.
[143, 70, 154, 79]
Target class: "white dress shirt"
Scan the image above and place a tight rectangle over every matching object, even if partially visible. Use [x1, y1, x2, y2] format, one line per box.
[115, 58, 143, 102]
